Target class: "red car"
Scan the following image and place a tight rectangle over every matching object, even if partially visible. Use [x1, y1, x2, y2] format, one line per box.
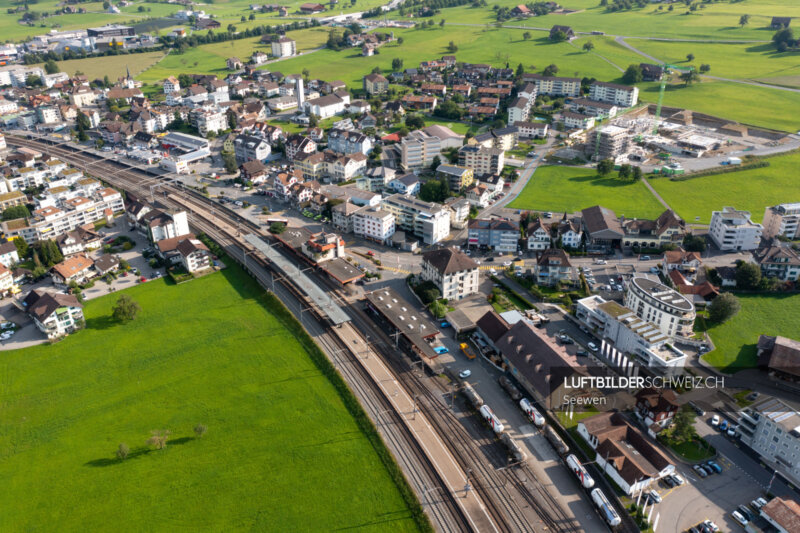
[140, 276, 147, 283]
[366, 251, 375, 256]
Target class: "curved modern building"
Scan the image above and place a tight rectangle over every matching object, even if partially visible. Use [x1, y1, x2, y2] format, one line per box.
[624, 275, 695, 338]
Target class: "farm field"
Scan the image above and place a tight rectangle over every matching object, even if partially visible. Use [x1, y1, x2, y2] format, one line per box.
[508, 165, 666, 219]
[34, 50, 166, 80]
[0, 265, 420, 532]
[702, 293, 800, 372]
[649, 150, 800, 224]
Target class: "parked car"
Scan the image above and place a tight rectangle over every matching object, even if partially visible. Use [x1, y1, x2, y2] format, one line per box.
[731, 511, 748, 527]
[670, 473, 685, 485]
[710, 414, 720, 426]
[0, 322, 14, 329]
[650, 266, 660, 274]
[459, 369, 472, 379]
[663, 475, 676, 488]
[693, 465, 708, 478]
[706, 461, 722, 474]
[641, 255, 651, 261]
[440, 321, 451, 328]
[689, 401, 705, 416]
[751, 497, 767, 511]
[737, 505, 753, 521]
[727, 426, 737, 437]
[647, 490, 662, 504]
[433, 346, 449, 355]
[703, 520, 719, 532]
[587, 342, 599, 352]
[719, 420, 729, 431]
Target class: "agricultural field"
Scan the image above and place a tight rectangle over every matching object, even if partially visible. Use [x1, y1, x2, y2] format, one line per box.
[0, 266, 420, 532]
[649, 150, 800, 224]
[703, 293, 800, 373]
[34, 50, 166, 80]
[508, 165, 666, 219]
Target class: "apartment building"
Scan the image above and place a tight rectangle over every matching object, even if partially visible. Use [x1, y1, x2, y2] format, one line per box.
[382, 194, 450, 244]
[23, 289, 84, 339]
[467, 218, 519, 252]
[754, 244, 800, 282]
[420, 248, 479, 301]
[458, 145, 504, 177]
[399, 130, 442, 171]
[739, 397, 800, 487]
[271, 36, 296, 58]
[331, 201, 360, 233]
[327, 128, 373, 155]
[709, 206, 763, 251]
[301, 232, 345, 263]
[189, 107, 227, 137]
[363, 73, 389, 95]
[436, 164, 474, 192]
[353, 206, 395, 244]
[624, 275, 696, 338]
[163, 76, 181, 94]
[569, 98, 619, 118]
[233, 134, 271, 163]
[586, 125, 629, 161]
[589, 81, 639, 107]
[507, 96, 529, 126]
[763, 203, 800, 240]
[534, 248, 574, 286]
[522, 74, 581, 97]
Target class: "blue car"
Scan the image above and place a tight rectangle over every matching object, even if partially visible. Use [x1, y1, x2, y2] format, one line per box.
[706, 461, 722, 474]
[434, 346, 449, 355]
[440, 321, 451, 328]
[719, 420, 729, 431]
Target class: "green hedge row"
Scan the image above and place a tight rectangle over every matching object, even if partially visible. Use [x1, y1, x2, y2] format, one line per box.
[666, 160, 769, 182]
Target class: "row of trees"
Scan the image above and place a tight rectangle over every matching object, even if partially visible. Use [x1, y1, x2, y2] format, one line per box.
[596, 159, 642, 180]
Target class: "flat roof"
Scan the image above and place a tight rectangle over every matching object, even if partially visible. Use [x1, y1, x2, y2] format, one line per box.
[244, 234, 350, 325]
[365, 287, 439, 359]
[322, 257, 364, 284]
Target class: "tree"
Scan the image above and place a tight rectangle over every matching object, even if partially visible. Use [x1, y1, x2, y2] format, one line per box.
[622, 64, 643, 85]
[739, 14, 749, 28]
[447, 41, 458, 53]
[516, 63, 524, 78]
[112, 294, 141, 322]
[26, 75, 42, 87]
[194, 424, 207, 438]
[44, 59, 59, 74]
[583, 41, 595, 52]
[617, 164, 632, 179]
[430, 155, 441, 171]
[13, 237, 29, 259]
[2, 205, 30, 221]
[116, 443, 130, 460]
[735, 261, 761, 290]
[686, 53, 695, 62]
[270, 222, 287, 234]
[596, 158, 614, 176]
[249, 13, 255, 20]
[551, 30, 567, 42]
[699, 64, 711, 73]
[542, 63, 559, 76]
[302, 68, 310, 80]
[405, 115, 424, 129]
[682, 234, 706, 252]
[772, 28, 794, 51]
[440, 19, 445, 27]
[523, 31, 531, 40]
[147, 429, 171, 450]
[671, 405, 696, 444]
[680, 69, 700, 86]
[631, 166, 642, 181]
[392, 58, 403, 70]
[227, 112, 236, 130]
[227, 24, 237, 33]
[397, 37, 404, 46]
[222, 150, 238, 174]
[708, 292, 741, 323]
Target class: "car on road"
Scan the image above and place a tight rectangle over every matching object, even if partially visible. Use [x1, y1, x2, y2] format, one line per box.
[575, 350, 588, 357]
[486, 257, 494, 262]
[650, 266, 660, 274]
[459, 369, 472, 379]
[711, 414, 720, 426]
[731, 511, 748, 527]
[558, 334, 573, 345]
[502, 261, 512, 267]
[693, 465, 708, 478]
[489, 268, 497, 275]
[594, 259, 607, 265]
[587, 342, 599, 352]
[641, 255, 651, 261]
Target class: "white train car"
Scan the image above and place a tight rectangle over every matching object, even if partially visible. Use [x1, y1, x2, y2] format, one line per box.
[591, 488, 621, 527]
[479, 404, 505, 434]
[565, 454, 596, 489]
[519, 398, 545, 427]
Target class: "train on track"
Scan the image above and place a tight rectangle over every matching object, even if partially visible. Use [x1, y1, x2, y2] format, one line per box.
[591, 488, 622, 527]
[519, 398, 545, 427]
[544, 425, 569, 456]
[565, 454, 596, 490]
[479, 405, 505, 434]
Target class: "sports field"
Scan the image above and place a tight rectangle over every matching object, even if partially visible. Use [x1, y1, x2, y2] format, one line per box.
[649, 150, 800, 224]
[703, 293, 800, 373]
[508, 165, 666, 219]
[0, 265, 421, 532]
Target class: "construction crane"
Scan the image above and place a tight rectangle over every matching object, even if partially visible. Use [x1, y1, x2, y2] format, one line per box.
[652, 63, 695, 135]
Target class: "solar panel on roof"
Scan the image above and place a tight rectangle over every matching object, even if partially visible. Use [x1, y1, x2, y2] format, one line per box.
[775, 412, 794, 423]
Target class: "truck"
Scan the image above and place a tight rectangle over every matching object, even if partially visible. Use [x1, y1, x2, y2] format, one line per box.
[498, 376, 522, 401]
[479, 405, 505, 434]
[566, 454, 596, 489]
[519, 398, 545, 427]
[459, 342, 476, 360]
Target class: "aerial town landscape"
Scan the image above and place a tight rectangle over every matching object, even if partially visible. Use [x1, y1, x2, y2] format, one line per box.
[1, 0, 800, 531]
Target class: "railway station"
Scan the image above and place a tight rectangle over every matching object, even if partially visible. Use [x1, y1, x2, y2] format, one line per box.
[270, 225, 364, 287]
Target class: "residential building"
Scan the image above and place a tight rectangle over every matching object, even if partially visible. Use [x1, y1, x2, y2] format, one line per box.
[526, 218, 551, 251]
[754, 243, 800, 282]
[285, 134, 317, 160]
[444, 197, 470, 229]
[271, 36, 296, 58]
[757, 335, 800, 380]
[589, 81, 639, 107]
[640, 63, 664, 81]
[54, 226, 102, 256]
[586, 125, 629, 161]
[465, 185, 491, 209]
[738, 397, 800, 488]
[521, 74, 581, 97]
[382, 194, 450, 244]
[467, 218, 519, 252]
[145, 210, 190, 243]
[549, 25, 575, 40]
[507, 97, 529, 126]
[36, 106, 61, 125]
[760, 497, 800, 533]
[363, 73, 389, 95]
[233, 134, 271, 163]
[472, 127, 518, 152]
[0, 191, 26, 211]
[661, 249, 702, 275]
[763, 203, 800, 240]
[458, 145, 504, 177]
[359, 166, 395, 192]
[577, 411, 675, 495]
[563, 111, 596, 130]
[401, 94, 437, 111]
[621, 209, 686, 249]
[331, 201, 360, 233]
[420, 248, 479, 301]
[176, 237, 211, 272]
[534, 248, 574, 286]
[304, 93, 346, 118]
[436, 164, 474, 192]
[576, 296, 688, 374]
[327, 129, 373, 155]
[557, 218, 583, 249]
[399, 130, 442, 171]
[624, 275, 696, 338]
[582, 205, 624, 249]
[0, 240, 20, 268]
[387, 173, 420, 196]
[189, 108, 227, 137]
[515, 121, 549, 139]
[635, 388, 679, 437]
[569, 98, 619, 118]
[23, 290, 84, 338]
[353, 206, 395, 244]
[301, 232, 345, 263]
[708, 206, 763, 251]
[51, 253, 94, 286]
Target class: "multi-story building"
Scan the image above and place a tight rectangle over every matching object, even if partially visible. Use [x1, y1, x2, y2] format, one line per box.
[301, 232, 346, 263]
[189, 108, 227, 137]
[233, 134, 271, 163]
[515, 121, 549, 139]
[507, 96, 529, 126]
[521, 74, 581, 97]
[399, 130, 442, 171]
[285, 134, 317, 160]
[420, 248, 479, 301]
[754, 243, 800, 282]
[327, 128, 373, 155]
[271, 36, 296, 58]
[359, 166, 395, 192]
[436, 164, 474, 192]
[36, 106, 61, 125]
[586, 125, 629, 161]
[23, 290, 84, 339]
[562, 111, 596, 130]
[467, 218, 519, 252]
[176, 237, 211, 272]
[576, 296, 688, 374]
[458, 145, 504, 177]
[589, 81, 639, 107]
[709, 206, 763, 251]
[526, 218, 551, 250]
[472, 127, 518, 152]
[569, 98, 619, 118]
[738, 396, 800, 487]
[163, 76, 181, 94]
[387, 173, 420, 196]
[621, 209, 686, 249]
[382, 194, 450, 244]
[624, 275, 695, 338]
[353, 206, 395, 244]
[534, 248, 574, 286]
[363, 73, 389, 95]
[0, 240, 20, 268]
[763, 203, 800, 240]
[331, 201, 360, 233]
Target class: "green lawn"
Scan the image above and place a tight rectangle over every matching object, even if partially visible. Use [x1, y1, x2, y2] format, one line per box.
[702, 292, 800, 373]
[0, 265, 420, 532]
[509, 165, 665, 218]
[34, 50, 166, 80]
[649, 150, 800, 224]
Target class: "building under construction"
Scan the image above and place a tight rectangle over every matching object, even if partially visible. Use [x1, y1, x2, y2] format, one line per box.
[586, 125, 629, 161]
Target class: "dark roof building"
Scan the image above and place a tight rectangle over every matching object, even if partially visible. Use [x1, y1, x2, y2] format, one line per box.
[758, 335, 800, 379]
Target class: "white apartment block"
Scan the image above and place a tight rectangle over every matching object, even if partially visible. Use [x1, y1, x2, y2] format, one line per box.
[523, 74, 581, 97]
[382, 194, 450, 244]
[271, 37, 296, 58]
[709, 206, 763, 251]
[189, 108, 227, 137]
[0, 98, 19, 115]
[763, 203, 800, 240]
[589, 81, 639, 107]
[420, 248, 480, 301]
[163, 76, 181, 94]
[458, 145, 504, 177]
[150, 210, 190, 242]
[739, 397, 800, 488]
[36, 106, 61, 125]
[353, 206, 395, 244]
[400, 130, 442, 171]
[624, 275, 695, 338]
[507, 96, 529, 126]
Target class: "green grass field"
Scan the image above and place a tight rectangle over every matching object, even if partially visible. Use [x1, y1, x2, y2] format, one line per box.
[0, 265, 420, 532]
[508, 165, 666, 218]
[649, 150, 800, 224]
[702, 293, 800, 372]
[34, 51, 166, 80]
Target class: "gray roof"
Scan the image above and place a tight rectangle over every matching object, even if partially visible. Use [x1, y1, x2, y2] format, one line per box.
[422, 248, 478, 275]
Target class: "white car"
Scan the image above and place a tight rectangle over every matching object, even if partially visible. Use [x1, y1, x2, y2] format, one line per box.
[703, 520, 719, 532]
[489, 268, 497, 275]
[459, 369, 472, 379]
[587, 342, 599, 352]
[711, 414, 720, 426]
[731, 511, 748, 526]
[0, 321, 13, 329]
[503, 261, 512, 267]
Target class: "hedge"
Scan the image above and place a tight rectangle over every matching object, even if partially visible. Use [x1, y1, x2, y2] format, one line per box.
[666, 160, 769, 182]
